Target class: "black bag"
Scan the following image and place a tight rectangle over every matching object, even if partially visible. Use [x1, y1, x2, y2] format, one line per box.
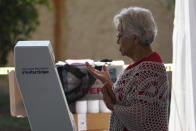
[56, 64, 96, 104]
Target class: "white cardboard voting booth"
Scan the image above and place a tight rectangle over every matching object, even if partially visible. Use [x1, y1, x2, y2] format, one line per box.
[14, 41, 77, 131]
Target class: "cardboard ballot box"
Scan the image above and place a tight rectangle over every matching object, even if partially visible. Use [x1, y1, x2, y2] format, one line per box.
[73, 113, 110, 131]
[9, 70, 26, 117]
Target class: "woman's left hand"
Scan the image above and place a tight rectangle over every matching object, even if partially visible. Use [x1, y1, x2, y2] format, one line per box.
[102, 87, 114, 111]
[85, 62, 111, 83]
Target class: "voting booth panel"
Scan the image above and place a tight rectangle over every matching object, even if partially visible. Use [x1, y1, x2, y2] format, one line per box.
[9, 70, 26, 117]
[14, 41, 76, 131]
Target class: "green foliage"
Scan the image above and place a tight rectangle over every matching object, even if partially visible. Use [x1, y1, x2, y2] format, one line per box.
[0, 0, 50, 66]
[0, 95, 29, 127]
[0, 115, 29, 127]
[167, 0, 175, 10]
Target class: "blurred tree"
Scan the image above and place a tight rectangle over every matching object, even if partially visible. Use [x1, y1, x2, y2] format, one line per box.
[167, 0, 175, 9]
[0, 0, 50, 66]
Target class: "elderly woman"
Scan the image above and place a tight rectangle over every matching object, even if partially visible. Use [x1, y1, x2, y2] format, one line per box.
[86, 7, 169, 131]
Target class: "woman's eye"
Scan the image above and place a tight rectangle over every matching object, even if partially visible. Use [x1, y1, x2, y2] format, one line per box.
[117, 34, 122, 39]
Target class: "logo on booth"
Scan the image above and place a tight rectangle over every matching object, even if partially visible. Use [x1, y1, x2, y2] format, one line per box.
[21, 67, 49, 74]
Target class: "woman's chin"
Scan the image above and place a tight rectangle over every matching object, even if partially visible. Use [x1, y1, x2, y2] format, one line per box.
[119, 49, 124, 56]
[120, 51, 125, 56]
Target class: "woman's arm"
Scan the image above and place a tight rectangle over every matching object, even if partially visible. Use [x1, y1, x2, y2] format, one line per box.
[103, 80, 116, 103]
[101, 87, 115, 110]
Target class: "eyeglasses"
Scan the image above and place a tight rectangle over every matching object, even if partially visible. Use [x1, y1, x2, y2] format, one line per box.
[116, 33, 123, 40]
[116, 33, 123, 41]
[116, 33, 123, 44]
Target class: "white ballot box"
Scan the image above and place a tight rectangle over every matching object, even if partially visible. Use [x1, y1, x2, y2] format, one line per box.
[14, 41, 76, 131]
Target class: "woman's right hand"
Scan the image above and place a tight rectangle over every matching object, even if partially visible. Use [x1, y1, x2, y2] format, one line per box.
[85, 62, 111, 83]
[85, 62, 116, 103]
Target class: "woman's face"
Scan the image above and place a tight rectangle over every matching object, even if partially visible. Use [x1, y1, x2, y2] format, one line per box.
[117, 26, 136, 57]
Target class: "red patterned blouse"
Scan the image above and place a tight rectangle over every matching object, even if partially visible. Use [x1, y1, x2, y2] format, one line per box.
[109, 52, 169, 131]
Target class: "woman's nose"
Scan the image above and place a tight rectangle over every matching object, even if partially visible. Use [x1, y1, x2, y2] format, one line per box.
[117, 38, 120, 45]
[117, 40, 119, 45]
[116, 33, 122, 45]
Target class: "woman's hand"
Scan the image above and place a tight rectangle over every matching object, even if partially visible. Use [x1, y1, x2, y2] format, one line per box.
[85, 62, 111, 83]
[86, 62, 116, 110]
[102, 87, 114, 111]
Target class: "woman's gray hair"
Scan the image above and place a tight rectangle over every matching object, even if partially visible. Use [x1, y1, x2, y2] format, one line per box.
[113, 7, 157, 45]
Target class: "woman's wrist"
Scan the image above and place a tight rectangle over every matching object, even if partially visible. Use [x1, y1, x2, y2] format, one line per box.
[103, 80, 113, 88]
[103, 80, 116, 103]
[110, 103, 114, 111]
[103, 80, 114, 96]
[105, 101, 114, 111]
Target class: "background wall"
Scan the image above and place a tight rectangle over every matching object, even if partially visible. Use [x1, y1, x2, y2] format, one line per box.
[61, 0, 173, 64]
[6, 0, 173, 66]
[2, 0, 173, 96]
